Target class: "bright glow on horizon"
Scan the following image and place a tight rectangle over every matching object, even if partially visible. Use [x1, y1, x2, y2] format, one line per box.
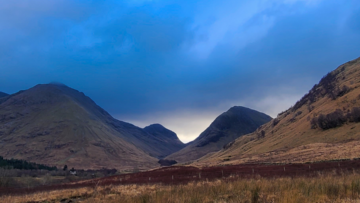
[120, 92, 302, 143]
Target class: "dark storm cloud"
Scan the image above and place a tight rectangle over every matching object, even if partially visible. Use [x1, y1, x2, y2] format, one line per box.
[1, 0, 360, 142]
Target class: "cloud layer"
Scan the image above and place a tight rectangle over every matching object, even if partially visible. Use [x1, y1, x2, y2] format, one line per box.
[1, 0, 360, 142]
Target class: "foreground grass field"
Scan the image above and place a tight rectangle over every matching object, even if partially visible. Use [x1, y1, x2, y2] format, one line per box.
[3, 171, 360, 203]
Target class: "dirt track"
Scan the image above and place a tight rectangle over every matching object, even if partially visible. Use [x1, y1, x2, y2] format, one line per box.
[2, 159, 360, 196]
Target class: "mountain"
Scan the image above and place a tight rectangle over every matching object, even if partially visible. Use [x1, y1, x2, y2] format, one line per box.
[0, 92, 8, 98]
[143, 124, 186, 154]
[0, 84, 180, 170]
[197, 57, 360, 166]
[165, 106, 272, 163]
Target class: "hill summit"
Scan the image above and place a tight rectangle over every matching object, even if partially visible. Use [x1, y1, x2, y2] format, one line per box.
[0, 84, 182, 169]
[166, 106, 272, 163]
[144, 124, 186, 153]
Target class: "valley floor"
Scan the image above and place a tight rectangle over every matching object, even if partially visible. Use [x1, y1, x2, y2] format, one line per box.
[2, 159, 360, 202]
[2, 172, 360, 203]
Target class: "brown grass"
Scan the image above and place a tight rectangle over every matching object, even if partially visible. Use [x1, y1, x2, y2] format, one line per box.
[194, 140, 360, 167]
[3, 172, 360, 203]
[197, 58, 360, 166]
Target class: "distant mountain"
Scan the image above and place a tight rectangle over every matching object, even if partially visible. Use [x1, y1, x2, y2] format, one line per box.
[0, 84, 182, 169]
[197, 57, 360, 166]
[166, 106, 272, 163]
[0, 92, 8, 98]
[144, 124, 186, 154]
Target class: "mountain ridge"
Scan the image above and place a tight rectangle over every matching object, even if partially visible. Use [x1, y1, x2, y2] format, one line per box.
[40, 83, 186, 158]
[165, 106, 272, 163]
[195, 56, 360, 166]
[0, 84, 184, 169]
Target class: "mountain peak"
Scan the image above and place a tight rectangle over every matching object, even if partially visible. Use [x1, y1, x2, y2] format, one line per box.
[145, 123, 165, 129]
[144, 123, 180, 140]
[143, 124, 185, 154]
[165, 106, 272, 163]
[228, 106, 248, 110]
[227, 106, 270, 116]
[48, 82, 67, 87]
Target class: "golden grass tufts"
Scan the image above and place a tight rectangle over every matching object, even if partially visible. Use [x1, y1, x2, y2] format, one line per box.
[3, 172, 360, 203]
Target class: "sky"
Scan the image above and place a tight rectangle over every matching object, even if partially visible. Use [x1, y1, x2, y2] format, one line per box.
[1, 0, 360, 143]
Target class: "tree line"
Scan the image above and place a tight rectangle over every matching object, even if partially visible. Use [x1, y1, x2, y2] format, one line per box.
[310, 107, 360, 130]
[0, 156, 57, 171]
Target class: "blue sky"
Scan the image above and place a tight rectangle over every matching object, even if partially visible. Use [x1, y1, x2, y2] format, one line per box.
[1, 0, 360, 142]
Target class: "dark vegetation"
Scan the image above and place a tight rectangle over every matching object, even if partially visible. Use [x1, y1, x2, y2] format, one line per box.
[0, 158, 117, 189]
[278, 110, 290, 117]
[223, 140, 235, 150]
[329, 85, 350, 100]
[272, 118, 280, 127]
[2, 159, 360, 197]
[311, 107, 360, 130]
[0, 156, 57, 171]
[292, 68, 350, 112]
[257, 130, 265, 139]
[158, 159, 177, 166]
[289, 111, 302, 122]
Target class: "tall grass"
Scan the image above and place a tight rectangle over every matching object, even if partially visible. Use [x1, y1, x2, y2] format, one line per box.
[3, 172, 360, 203]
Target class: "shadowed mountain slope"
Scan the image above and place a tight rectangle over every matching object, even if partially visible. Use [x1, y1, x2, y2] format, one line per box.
[0, 84, 182, 169]
[0, 92, 8, 98]
[144, 124, 186, 154]
[166, 106, 272, 163]
[197, 57, 360, 166]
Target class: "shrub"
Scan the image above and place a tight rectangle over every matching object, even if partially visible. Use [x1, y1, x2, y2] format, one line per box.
[278, 110, 290, 117]
[347, 107, 360, 122]
[311, 109, 347, 130]
[251, 186, 260, 203]
[293, 72, 338, 111]
[257, 130, 265, 139]
[317, 109, 346, 130]
[310, 117, 318, 129]
[223, 140, 235, 150]
[308, 105, 314, 112]
[272, 118, 280, 127]
[329, 85, 350, 100]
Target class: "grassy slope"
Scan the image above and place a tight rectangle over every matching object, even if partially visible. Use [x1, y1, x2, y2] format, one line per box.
[53, 84, 185, 159]
[0, 85, 158, 170]
[197, 57, 360, 166]
[166, 106, 271, 163]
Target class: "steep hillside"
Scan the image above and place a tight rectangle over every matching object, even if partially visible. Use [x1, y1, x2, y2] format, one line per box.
[47, 84, 182, 159]
[0, 92, 8, 98]
[0, 84, 176, 170]
[166, 106, 272, 163]
[143, 124, 186, 155]
[197, 57, 360, 166]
